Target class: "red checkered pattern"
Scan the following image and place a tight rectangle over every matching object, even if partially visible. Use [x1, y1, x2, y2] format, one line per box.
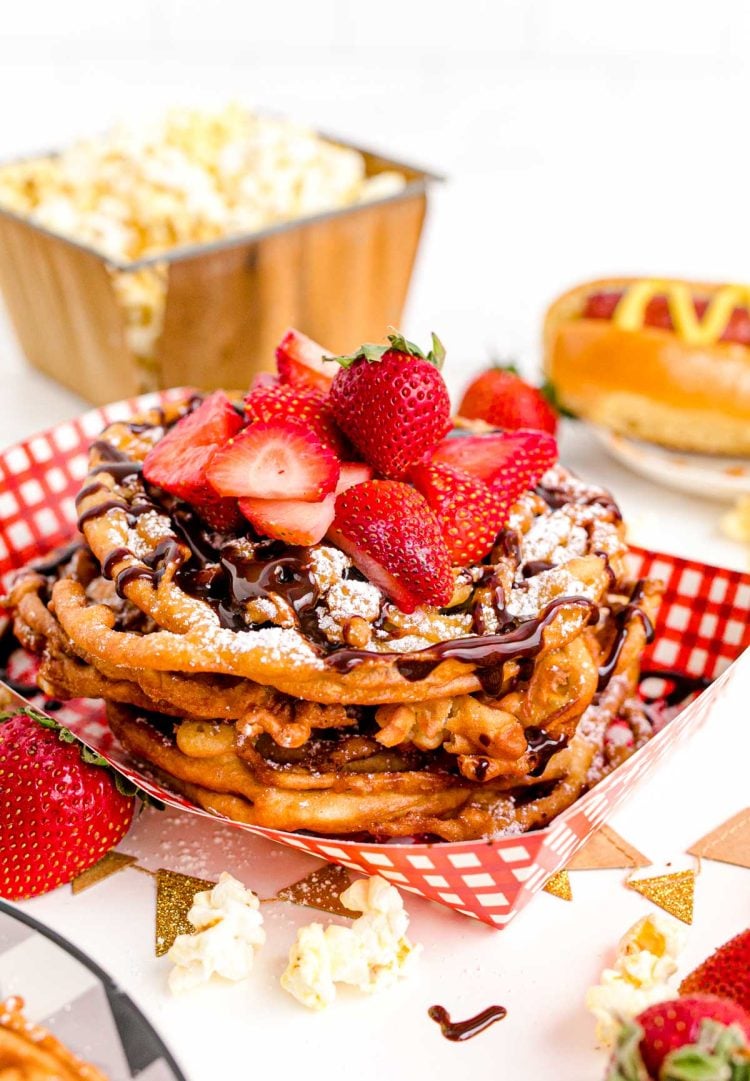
[0, 389, 190, 585]
[1, 393, 748, 928]
[629, 546, 750, 680]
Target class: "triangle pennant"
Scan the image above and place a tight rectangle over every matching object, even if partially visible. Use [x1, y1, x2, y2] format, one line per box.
[71, 851, 138, 894]
[688, 808, 750, 869]
[627, 870, 695, 925]
[543, 869, 572, 901]
[155, 869, 215, 956]
[276, 862, 355, 918]
[567, 825, 650, 871]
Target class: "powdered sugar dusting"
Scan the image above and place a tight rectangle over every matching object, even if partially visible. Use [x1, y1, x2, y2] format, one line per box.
[198, 623, 324, 668]
[505, 566, 598, 621]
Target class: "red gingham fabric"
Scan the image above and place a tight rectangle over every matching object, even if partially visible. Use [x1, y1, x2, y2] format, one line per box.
[1, 393, 748, 928]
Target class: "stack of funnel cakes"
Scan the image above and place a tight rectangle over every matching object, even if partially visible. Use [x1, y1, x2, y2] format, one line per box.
[8, 329, 662, 841]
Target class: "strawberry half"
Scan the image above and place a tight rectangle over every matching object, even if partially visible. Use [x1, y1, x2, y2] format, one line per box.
[680, 928, 750, 1013]
[0, 709, 135, 900]
[608, 996, 750, 1080]
[409, 462, 510, 564]
[276, 328, 336, 391]
[244, 382, 348, 456]
[459, 367, 558, 435]
[207, 418, 339, 502]
[142, 391, 244, 529]
[239, 494, 336, 546]
[336, 462, 374, 494]
[431, 430, 558, 499]
[328, 332, 452, 480]
[328, 480, 453, 612]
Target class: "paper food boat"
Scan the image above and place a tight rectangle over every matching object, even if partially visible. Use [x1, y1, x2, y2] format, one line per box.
[1, 391, 748, 928]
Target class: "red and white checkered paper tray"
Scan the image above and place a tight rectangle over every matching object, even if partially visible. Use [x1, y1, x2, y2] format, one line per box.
[2, 391, 749, 929]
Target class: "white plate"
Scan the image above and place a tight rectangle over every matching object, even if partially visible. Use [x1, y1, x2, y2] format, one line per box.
[592, 428, 750, 502]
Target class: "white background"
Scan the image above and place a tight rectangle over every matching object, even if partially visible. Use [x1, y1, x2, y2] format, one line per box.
[1, 4, 749, 1080]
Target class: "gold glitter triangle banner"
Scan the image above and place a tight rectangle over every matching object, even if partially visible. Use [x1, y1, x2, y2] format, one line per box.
[71, 851, 138, 894]
[276, 863, 355, 918]
[627, 870, 695, 925]
[543, 869, 572, 901]
[155, 869, 215, 956]
[567, 826, 650, 871]
[688, 808, 750, 869]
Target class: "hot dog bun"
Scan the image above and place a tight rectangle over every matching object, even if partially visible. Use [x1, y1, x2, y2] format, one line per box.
[544, 277, 750, 456]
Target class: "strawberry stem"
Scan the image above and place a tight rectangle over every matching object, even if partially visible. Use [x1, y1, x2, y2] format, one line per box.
[326, 331, 446, 370]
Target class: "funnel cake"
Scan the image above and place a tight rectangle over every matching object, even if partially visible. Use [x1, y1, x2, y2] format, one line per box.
[7, 345, 663, 841]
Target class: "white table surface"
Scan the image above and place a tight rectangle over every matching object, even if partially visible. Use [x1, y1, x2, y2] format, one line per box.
[1, 312, 749, 1081]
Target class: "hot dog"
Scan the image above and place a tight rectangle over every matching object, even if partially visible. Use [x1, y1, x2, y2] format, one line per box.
[544, 278, 750, 456]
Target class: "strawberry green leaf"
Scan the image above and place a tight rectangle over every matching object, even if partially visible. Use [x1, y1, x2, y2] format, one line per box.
[428, 332, 447, 370]
[326, 330, 446, 370]
[79, 744, 110, 767]
[0, 706, 59, 729]
[490, 358, 520, 376]
[604, 1022, 652, 1081]
[326, 342, 388, 368]
[541, 379, 576, 419]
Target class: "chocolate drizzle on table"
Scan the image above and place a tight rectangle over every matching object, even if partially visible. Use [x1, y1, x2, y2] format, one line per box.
[71, 405, 654, 696]
[428, 1004, 507, 1042]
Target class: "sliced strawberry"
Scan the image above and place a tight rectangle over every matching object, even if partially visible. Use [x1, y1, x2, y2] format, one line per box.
[207, 419, 339, 502]
[276, 328, 336, 391]
[336, 462, 374, 495]
[195, 497, 243, 532]
[432, 430, 557, 498]
[239, 494, 335, 546]
[409, 462, 509, 564]
[328, 480, 453, 612]
[142, 392, 244, 527]
[244, 382, 348, 456]
[249, 372, 280, 391]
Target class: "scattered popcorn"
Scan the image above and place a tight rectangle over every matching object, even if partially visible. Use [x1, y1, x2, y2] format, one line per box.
[585, 913, 687, 1047]
[0, 105, 405, 366]
[167, 872, 265, 993]
[281, 875, 420, 1010]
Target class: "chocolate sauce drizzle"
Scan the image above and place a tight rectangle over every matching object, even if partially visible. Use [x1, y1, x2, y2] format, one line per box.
[536, 480, 622, 521]
[328, 595, 599, 686]
[526, 726, 568, 776]
[597, 580, 655, 691]
[428, 1004, 507, 1042]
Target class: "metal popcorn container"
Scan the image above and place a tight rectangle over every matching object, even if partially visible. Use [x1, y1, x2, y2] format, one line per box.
[0, 145, 436, 406]
[2, 392, 749, 929]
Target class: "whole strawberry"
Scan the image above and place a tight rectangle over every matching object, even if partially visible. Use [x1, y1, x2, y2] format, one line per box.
[606, 995, 750, 1080]
[680, 929, 750, 1013]
[0, 710, 135, 900]
[328, 332, 452, 479]
[328, 480, 453, 612]
[409, 462, 510, 564]
[459, 366, 558, 435]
